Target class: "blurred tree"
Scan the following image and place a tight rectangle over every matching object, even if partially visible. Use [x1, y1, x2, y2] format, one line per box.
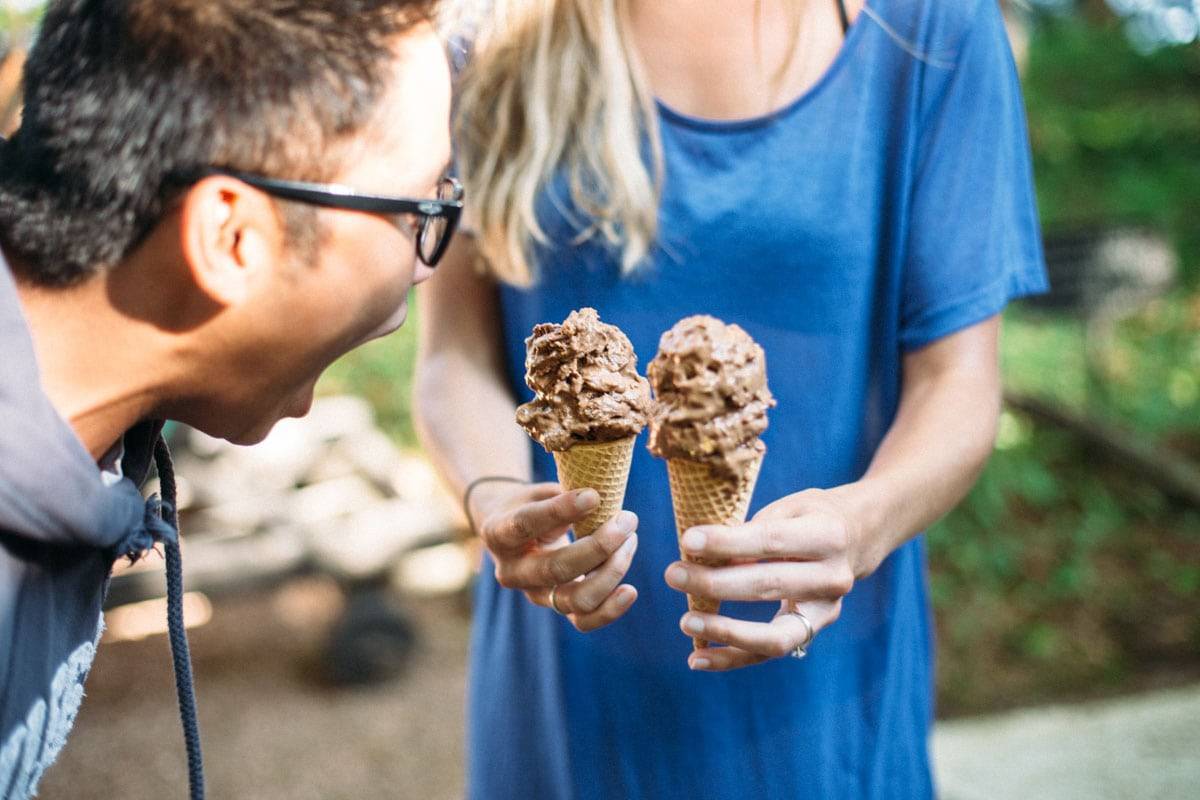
[930, 1, 1200, 715]
[1021, 0, 1200, 51]
[0, 0, 38, 134]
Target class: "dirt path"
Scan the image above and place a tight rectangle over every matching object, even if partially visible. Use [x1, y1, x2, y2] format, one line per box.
[40, 581, 469, 800]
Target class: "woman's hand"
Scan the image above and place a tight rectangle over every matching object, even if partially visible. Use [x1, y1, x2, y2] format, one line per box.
[663, 488, 862, 671]
[471, 481, 640, 632]
[661, 322, 1002, 670]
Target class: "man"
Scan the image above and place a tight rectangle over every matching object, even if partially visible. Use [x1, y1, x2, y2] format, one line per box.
[0, 1, 456, 797]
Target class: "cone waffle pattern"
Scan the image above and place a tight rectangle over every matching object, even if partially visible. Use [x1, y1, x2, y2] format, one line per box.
[553, 437, 637, 538]
[666, 453, 763, 650]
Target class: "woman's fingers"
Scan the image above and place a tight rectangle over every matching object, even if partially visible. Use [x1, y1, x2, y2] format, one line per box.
[483, 484, 640, 630]
[680, 605, 832, 659]
[470, 481, 560, 528]
[664, 559, 853, 603]
[527, 583, 639, 632]
[496, 510, 638, 590]
[683, 600, 841, 671]
[688, 646, 767, 672]
[520, 481, 567, 503]
[521, 527, 639, 633]
[556, 534, 639, 615]
[570, 584, 638, 632]
[679, 514, 848, 562]
[485, 487, 600, 555]
[680, 612, 805, 660]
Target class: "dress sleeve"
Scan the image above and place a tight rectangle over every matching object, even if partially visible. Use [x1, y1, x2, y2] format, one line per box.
[899, 1, 1049, 352]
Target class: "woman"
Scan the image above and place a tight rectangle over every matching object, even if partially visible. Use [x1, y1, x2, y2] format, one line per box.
[416, 1, 1047, 797]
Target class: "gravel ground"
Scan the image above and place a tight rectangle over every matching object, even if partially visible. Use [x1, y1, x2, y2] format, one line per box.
[39, 579, 469, 800]
[37, 573, 1199, 800]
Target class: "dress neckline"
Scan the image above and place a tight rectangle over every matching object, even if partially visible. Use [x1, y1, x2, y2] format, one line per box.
[656, 8, 870, 134]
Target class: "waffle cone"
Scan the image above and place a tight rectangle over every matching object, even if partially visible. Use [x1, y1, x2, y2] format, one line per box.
[666, 452, 764, 650]
[553, 437, 637, 538]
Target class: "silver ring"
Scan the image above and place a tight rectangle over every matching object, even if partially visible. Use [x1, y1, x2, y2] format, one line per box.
[788, 608, 814, 659]
[548, 584, 567, 616]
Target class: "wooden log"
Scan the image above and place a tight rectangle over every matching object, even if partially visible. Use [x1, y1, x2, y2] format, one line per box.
[1003, 390, 1200, 510]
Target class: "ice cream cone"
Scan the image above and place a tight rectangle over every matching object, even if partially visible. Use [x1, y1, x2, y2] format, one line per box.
[666, 451, 764, 650]
[553, 437, 637, 538]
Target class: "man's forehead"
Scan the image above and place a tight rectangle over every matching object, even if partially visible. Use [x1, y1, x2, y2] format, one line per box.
[343, 25, 452, 192]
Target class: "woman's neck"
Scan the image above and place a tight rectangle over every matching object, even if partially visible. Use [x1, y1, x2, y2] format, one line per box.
[628, 0, 861, 121]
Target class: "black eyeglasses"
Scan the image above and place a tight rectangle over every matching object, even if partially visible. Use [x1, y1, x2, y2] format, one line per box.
[199, 168, 464, 267]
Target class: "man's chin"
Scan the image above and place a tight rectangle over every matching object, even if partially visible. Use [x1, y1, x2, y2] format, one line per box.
[284, 388, 316, 419]
[363, 302, 409, 344]
[224, 426, 274, 447]
[224, 393, 315, 446]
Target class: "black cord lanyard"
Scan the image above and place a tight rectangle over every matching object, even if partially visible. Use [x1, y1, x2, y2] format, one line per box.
[835, 0, 850, 36]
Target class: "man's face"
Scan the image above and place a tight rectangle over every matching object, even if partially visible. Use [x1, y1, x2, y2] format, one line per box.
[208, 23, 452, 444]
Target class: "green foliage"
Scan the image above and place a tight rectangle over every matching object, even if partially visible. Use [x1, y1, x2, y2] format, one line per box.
[317, 305, 420, 447]
[929, 13, 1200, 714]
[0, 4, 43, 39]
[1002, 300, 1200, 436]
[1024, 14, 1200, 285]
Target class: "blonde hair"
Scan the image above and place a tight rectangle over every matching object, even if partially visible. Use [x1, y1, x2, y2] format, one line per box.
[451, 1, 806, 285]
[451, 0, 661, 285]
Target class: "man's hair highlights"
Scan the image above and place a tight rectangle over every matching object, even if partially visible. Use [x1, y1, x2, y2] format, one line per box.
[0, 0, 436, 285]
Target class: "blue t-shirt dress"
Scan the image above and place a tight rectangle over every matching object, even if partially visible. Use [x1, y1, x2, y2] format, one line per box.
[466, 1, 1049, 797]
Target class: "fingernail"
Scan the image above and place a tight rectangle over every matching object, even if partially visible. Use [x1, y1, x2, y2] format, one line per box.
[618, 587, 636, 607]
[665, 564, 688, 588]
[620, 533, 638, 556]
[682, 528, 706, 553]
[690, 658, 710, 671]
[682, 615, 704, 635]
[615, 510, 637, 533]
[575, 490, 599, 512]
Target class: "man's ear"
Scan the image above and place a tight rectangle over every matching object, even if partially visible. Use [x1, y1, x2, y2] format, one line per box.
[178, 175, 286, 305]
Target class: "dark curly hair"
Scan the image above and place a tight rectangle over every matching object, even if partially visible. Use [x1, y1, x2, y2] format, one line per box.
[0, 0, 438, 286]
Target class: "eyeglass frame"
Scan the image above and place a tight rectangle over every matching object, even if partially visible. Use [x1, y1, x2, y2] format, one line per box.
[190, 167, 464, 267]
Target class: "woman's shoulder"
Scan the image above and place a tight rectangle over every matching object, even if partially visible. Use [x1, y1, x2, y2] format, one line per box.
[865, 0, 1002, 64]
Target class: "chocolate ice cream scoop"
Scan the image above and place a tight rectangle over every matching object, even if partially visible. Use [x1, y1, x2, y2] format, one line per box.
[647, 315, 775, 479]
[516, 308, 651, 452]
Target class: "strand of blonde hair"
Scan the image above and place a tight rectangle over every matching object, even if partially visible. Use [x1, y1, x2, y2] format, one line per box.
[453, 0, 661, 285]
[451, 0, 813, 285]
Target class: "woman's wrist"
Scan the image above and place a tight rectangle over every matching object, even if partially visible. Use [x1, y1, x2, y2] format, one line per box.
[824, 478, 894, 579]
[463, 475, 528, 535]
